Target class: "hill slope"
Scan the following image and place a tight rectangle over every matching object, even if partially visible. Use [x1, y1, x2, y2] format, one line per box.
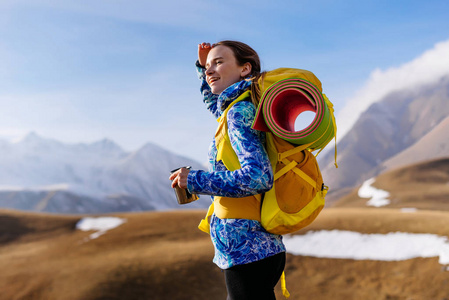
[1, 208, 448, 300]
[382, 115, 449, 172]
[334, 157, 449, 210]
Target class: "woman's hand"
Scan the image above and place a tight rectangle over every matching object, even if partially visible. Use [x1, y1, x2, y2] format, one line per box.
[169, 167, 190, 189]
[198, 42, 213, 67]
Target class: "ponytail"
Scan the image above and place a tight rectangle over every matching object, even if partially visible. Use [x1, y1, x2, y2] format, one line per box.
[249, 72, 266, 108]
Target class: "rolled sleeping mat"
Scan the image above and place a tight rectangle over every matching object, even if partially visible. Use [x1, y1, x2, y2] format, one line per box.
[253, 70, 335, 151]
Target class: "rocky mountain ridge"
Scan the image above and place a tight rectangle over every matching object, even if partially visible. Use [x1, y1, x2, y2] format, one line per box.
[0, 133, 209, 213]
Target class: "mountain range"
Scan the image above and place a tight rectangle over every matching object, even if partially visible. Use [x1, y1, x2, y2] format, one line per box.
[0, 133, 209, 213]
[1, 74, 448, 214]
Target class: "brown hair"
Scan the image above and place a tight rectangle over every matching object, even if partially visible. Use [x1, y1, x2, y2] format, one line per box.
[214, 40, 266, 107]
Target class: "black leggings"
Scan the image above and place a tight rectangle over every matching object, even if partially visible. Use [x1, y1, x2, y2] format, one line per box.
[224, 252, 286, 300]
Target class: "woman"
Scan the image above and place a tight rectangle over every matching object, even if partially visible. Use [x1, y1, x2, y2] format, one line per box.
[170, 41, 286, 300]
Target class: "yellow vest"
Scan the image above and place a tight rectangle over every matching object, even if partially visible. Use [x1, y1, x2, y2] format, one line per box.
[198, 91, 262, 233]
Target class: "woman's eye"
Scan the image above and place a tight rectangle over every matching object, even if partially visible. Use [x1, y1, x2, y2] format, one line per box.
[216, 60, 222, 64]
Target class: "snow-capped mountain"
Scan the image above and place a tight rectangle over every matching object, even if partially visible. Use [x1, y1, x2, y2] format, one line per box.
[0, 133, 209, 214]
[319, 75, 449, 202]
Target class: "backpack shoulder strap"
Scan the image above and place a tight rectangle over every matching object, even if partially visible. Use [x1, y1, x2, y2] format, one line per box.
[215, 90, 251, 171]
[198, 90, 253, 234]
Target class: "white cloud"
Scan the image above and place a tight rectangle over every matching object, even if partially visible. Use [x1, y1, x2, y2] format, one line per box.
[337, 38, 449, 140]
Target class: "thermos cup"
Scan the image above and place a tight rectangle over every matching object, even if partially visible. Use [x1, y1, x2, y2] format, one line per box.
[170, 166, 199, 205]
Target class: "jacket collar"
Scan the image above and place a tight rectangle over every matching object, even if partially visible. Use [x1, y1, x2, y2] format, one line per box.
[217, 79, 252, 114]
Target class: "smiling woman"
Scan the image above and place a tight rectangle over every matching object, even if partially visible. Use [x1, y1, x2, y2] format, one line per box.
[169, 41, 286, 300]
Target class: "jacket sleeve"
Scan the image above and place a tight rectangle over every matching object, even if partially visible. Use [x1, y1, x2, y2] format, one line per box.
[187, 101, 273, 197]
[196, 60, 220, 119]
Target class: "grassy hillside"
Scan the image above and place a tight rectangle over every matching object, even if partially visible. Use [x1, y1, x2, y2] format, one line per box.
[1, 207, 449, 300]
[0, 210, 223, 300]
[334, 157, 449, 211]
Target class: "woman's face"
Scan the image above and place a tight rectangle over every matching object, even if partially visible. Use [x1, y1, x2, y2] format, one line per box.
[205, 45, 251, 95]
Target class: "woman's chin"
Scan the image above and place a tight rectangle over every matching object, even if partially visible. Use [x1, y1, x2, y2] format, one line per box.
[211, 88, 223, 95]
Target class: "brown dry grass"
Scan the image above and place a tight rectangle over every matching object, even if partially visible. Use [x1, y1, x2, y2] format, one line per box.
[334, 158, 449, 211]
[1, 207, 449, 300]
[0, 209, 223, 300]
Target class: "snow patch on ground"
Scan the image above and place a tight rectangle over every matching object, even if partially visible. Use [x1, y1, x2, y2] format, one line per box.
[76, 217, 126, 240]
[358, 178, 391, 207]
[284, 230, 449, 267]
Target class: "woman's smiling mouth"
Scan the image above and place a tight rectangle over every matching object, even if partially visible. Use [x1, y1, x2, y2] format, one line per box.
[208, 77, 219, 85]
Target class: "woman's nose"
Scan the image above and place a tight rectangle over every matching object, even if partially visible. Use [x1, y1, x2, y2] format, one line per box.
[205, 66, 214, 75]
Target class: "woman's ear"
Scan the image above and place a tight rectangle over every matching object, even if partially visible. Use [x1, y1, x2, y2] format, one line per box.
[241, 62, 252, 78]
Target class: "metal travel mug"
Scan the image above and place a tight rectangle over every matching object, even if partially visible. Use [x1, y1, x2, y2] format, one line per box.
[170, 166, 199, 205]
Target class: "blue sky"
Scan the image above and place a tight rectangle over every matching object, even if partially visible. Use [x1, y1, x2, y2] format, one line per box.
[1, 0, 449, 163]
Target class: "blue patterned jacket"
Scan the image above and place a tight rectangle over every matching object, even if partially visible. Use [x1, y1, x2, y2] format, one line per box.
[187, 62, 285, 269]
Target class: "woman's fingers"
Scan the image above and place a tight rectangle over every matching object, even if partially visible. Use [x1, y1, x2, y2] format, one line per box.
[199, 42, 211, 49]
[177, 167, 190, 189]
[198, 42, 212, 67]
[169, 168, 190, 189]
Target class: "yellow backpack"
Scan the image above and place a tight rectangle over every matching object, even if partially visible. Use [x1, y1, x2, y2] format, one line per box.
[253, 68, 336, 234]
[197, 97, 329, 236]
[261, 132, 326, 235]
